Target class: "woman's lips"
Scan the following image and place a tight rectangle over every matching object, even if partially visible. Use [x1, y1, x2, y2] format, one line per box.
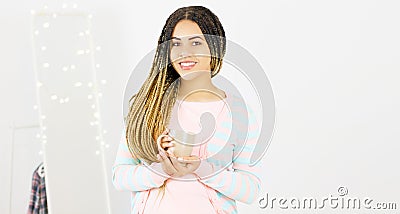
[179, 61, 197, 70]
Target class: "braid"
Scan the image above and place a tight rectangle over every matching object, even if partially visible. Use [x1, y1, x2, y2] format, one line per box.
[125, 5, 226, 202]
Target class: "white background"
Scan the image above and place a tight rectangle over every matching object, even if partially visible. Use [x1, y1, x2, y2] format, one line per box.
[1, 0, 399, 213]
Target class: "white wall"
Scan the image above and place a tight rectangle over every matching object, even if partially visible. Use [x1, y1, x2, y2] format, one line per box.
[1, 0, 399, 213]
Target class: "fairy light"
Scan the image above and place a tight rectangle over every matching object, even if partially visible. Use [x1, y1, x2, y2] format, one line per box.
[31, 6, 111, 166]
[76, 50, 85, 55]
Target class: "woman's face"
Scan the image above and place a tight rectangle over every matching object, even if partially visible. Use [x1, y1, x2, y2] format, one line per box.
[169, 20, 211, 79]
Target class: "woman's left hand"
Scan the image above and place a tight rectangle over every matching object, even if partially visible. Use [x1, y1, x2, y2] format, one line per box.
[168, 155, 201, 177]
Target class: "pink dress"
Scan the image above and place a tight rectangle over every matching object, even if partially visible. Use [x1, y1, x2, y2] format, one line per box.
[143, 99, 226, 214]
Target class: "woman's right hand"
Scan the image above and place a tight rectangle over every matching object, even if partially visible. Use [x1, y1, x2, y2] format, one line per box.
[157, 129, 175, 152]
[156, 129, 178, 176]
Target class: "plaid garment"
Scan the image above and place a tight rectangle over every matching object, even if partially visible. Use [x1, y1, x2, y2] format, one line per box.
[28, 163, 48, 214]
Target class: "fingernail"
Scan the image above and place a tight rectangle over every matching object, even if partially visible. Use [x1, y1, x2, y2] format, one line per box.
[178, 157, 183, 161]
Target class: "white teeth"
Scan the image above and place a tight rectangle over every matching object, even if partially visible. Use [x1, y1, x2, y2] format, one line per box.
[180, 62, 196, 66]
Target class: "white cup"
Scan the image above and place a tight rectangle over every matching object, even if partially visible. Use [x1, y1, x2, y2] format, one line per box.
[157, 129, 196, 158]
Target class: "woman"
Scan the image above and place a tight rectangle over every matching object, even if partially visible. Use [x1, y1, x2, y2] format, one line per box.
[112, 5, 261, 214]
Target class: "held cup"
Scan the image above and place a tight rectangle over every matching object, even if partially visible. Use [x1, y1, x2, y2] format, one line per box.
[157, 129, 196, 158]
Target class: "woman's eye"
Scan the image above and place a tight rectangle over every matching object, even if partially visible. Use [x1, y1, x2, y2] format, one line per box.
[172, 42, 181, 47]
[192, 41, 202, 46]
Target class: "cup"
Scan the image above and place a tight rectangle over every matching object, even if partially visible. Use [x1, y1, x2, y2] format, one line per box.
[157, 129, 196, 158]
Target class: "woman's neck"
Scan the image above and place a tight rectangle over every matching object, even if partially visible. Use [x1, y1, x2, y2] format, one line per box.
[177, 73, 224, 102]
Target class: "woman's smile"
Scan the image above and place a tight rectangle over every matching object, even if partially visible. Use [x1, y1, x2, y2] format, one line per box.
[179, 61, 197, 70]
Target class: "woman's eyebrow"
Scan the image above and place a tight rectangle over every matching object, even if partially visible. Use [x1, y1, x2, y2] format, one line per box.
[188, 36, 204, 40]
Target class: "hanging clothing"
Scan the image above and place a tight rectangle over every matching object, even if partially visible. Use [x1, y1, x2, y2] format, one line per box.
[28, 163, 48, 214]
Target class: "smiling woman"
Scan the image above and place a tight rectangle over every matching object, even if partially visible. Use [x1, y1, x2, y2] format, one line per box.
[112, 5, 261, 214]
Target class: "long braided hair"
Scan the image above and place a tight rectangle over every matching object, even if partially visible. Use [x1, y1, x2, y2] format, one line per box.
[125, 5, 226, 201]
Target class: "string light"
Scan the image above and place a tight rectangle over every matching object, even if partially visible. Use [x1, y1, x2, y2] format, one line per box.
[32, 6, 109, 157]
[76, 50, 85, 55]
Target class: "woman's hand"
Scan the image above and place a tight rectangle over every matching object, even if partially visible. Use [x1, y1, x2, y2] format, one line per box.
[158, 129, 174, 153]
[157, 148, 201, 178]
